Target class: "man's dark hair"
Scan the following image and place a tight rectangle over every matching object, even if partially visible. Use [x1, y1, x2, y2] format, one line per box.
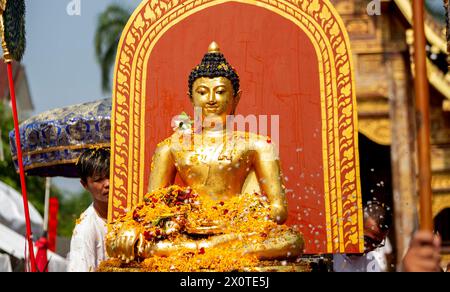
[76, 148, 110, 183]
[188, 51, 240, 97]
[363, 200, 393, 232]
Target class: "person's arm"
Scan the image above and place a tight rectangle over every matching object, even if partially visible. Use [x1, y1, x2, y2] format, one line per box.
[402, 231, 442, 272]
[253, 137, 287, 224]
[149, 139, 177, 193]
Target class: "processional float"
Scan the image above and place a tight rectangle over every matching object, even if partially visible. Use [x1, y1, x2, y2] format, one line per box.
[100, 0, 364, 272]
[1, 0, 440, 273]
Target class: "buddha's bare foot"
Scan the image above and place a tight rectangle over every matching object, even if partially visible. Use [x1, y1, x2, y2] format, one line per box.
[243, 229, 304, 260]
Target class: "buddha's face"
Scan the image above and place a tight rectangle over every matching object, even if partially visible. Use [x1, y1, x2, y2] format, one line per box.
[191, 77, 240, 121]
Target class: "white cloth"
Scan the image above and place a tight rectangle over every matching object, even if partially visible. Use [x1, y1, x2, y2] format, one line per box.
[0, 180, 43, 236]
[0, 253, 12, 272]
[67, 205, 108, 272]
[0, 223, 67, 272]
[333, 251, 383, 272]
[371, 238, 392, 272]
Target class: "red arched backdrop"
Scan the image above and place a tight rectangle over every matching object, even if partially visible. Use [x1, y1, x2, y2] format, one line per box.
[143, 3, 326, 253]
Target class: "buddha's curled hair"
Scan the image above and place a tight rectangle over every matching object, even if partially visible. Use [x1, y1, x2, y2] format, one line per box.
[188, 49, 240, 97]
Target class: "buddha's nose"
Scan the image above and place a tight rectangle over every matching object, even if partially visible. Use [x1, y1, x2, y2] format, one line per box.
[208, 94, 217, 104]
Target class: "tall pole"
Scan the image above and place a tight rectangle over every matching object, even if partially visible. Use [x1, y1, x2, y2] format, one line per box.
[412, 0, 433, 231]
[43, 177, 51, 233]
[1, 0, 36, 271]
[6, 63, 37, 271]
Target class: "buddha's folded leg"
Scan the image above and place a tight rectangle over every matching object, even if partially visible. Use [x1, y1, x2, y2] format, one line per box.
[242, 229, 304, 260]
[137, 233, 251, 258]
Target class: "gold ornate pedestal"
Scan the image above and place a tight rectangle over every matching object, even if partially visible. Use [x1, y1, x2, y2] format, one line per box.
[97, 259, 313, 272]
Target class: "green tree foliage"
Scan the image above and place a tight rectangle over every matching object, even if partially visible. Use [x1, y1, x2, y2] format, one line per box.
[95, 4, 131, 92]
[58, 190, 92, 237]
[0, 102, 46, 215]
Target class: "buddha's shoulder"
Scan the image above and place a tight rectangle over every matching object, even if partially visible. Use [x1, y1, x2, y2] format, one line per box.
[156, 133, 193, 152]
[155, 136, 173, 152]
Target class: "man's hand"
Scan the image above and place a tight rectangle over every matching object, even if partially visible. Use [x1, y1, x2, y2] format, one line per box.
[402, 231, 442, 272]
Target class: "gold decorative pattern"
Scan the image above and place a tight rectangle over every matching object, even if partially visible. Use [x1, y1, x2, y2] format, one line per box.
[0, 0, 6, 12]
[432, 193, 450, 218]
[394, 0, 447, 53]
[0, 0, 12, 63]
[110, 0, 363, 253]
[358, 118, 391, 146]
[11, 143, 111, 159]
[432, 173, 450, 193]
[444, 100, 450, 112]
[406, 30, 450, 102]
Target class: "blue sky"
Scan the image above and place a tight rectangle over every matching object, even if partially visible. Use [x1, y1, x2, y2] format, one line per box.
[22, 0, 141, 193]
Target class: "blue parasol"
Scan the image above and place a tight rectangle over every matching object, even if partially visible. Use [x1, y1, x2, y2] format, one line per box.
[9, 98, 111, 177]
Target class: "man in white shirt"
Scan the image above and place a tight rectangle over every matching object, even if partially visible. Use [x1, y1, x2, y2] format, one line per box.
[68, 148, 110, 272]
[333, 200, 393, 272]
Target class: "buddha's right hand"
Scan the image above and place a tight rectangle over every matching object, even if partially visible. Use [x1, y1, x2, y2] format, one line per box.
[185, 224, 225, 235]
[185, 219, 226, 235]
[106, 225, 140, 263]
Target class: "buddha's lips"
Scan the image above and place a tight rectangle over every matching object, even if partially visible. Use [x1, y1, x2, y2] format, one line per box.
[205, 105, 219, 110]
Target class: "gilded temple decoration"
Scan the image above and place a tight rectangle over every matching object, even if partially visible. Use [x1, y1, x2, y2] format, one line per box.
[109, 0, 364, 254]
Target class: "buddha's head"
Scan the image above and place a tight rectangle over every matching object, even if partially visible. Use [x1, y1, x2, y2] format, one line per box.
[188, 42, 241, 123]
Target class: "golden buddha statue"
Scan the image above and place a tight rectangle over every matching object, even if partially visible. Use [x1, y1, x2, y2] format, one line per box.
[105, 42, 304, 270]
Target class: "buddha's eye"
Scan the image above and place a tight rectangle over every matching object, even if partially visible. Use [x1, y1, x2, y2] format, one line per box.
[196, 88, 207, 95]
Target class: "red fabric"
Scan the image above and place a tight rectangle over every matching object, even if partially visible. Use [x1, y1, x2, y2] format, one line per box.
[35, 237, 49, 273]
[48, 198, 59, 252]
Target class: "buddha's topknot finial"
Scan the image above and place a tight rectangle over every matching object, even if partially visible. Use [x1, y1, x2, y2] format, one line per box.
[208, 41, 220, 53]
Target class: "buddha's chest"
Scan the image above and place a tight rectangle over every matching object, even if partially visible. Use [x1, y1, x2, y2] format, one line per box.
[172, 145, 254, 183]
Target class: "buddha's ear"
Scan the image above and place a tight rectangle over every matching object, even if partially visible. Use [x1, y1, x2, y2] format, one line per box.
[234, 90, 242, 106]
[230, 90, 242, 115]
[187, 91, 193, 102]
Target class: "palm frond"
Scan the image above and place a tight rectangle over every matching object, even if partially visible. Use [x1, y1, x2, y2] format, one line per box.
[94, 4, 131, 93]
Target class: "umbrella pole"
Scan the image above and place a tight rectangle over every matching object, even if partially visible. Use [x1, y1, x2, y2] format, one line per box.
[43, 177, 51, 233]
[6, 63, 37, 272]
[412, 0, 433, 231]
